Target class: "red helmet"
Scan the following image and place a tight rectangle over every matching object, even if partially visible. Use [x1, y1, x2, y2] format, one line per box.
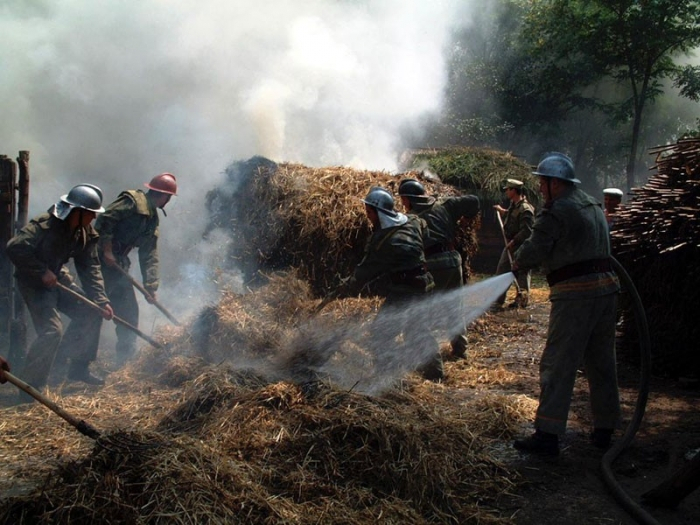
[145, 173, 178, 195]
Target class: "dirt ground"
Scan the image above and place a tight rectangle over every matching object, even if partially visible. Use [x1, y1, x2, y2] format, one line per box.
[470, 278, 700, 525]
[0, 275, 698, 524]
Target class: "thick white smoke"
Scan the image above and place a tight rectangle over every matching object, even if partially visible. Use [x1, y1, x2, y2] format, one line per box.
[1, 0, 476, 332]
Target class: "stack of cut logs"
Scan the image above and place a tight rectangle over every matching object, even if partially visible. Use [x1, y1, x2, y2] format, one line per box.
[611, 138, 700, 378]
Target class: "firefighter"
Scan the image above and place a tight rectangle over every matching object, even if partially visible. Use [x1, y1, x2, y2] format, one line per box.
[95, 173, 177, 367]
[511, 153, 620, 455]
[346, 187, 442, 381]
[398, 178, 480, 359]
[492, 178, 535, 309]
[603, 187, 624, 230]
[6, 184, 114, 399]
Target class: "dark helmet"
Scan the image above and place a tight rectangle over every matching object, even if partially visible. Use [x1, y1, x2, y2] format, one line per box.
[61, 184, 105, 213]
[361, 187, 396, 215]
[145, 172, 178, 195]
[533, 152, 580, 184]
[398, 178, 426, 197]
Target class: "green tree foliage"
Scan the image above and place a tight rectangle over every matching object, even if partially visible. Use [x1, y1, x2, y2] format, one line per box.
[519, 0, 700, 190]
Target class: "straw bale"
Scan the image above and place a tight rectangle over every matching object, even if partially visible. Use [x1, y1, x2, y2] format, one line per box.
[204, 157, 480, 295]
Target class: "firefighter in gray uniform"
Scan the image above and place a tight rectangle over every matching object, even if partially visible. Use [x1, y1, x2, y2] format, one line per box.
[6, 184, 114, 398]
[398, 178, 480, 359]
[512, 153, 621, 455]
[95, 173, 177, 366]
[347, 187, 442, 381]
[493, 178, 535, 308]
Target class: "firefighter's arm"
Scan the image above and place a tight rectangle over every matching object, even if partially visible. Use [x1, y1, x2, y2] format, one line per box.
[101, 238, 118, 267]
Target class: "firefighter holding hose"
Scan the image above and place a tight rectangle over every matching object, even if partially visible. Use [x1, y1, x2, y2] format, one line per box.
[6, 184, 114, 401]
[511, 153, 621, 456]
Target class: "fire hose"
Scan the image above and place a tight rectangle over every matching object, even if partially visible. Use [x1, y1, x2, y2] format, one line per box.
[602, 257, 657, 525]
[55, 282, 164, 350]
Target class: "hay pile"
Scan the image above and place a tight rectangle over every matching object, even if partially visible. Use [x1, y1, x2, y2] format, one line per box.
[0, 274, 537, 524]
[203, 157, 480, 295]
[400, 146, 540, 206]
[611, 137, 700, 378]
[1, 379, 524, 524]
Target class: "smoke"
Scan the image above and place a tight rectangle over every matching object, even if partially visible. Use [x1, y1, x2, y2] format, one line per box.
[1, 0, 477, 330]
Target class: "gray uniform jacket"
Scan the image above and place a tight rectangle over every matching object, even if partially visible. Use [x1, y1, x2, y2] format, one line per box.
[503, 198, 535, 248]
[352, 214, 433, 296]
[514, 186, 619, 300]
[411, 195, 480, 271]
[6, 211, 109, 305]
[95, 190, 160, 294]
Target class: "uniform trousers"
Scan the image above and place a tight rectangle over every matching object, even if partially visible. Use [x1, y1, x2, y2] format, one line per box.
[535, 292, 621, 435]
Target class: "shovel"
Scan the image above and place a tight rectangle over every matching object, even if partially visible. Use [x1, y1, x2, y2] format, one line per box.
[4, 371, 101, 439]
[55, 282, 165, 350]
[110, 263, 181, 326]
[495, 211, 522, 294]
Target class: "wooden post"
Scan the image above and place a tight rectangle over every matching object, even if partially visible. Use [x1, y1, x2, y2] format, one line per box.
[0, 155, 17, 362]
[11, 151, 30, 366]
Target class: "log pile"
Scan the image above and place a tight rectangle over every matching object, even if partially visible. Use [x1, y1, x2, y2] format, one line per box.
[203, 157, 480, 296]
[611, 138, 700, 378]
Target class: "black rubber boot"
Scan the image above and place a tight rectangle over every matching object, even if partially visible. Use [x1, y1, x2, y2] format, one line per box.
[417, 354, 445, 382]
[591, 428, 613, 449]
[450, 336, 468, 360]
[68, 361, 105, 386]
[514, 430, 559, 456]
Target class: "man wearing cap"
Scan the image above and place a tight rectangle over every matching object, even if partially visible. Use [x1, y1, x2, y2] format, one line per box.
[398, 178, 480, 360]
[511, 153, 620, 456]
[347, 186, 442, 381]
[6, 184, 114, 398]
[492, 178, 535, 309]
[603, 188, 624, 230]
[95, 173, 177, 367]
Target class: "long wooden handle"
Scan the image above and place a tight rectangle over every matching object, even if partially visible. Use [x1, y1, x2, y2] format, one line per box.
[495, 211, 521, 292]
[4, 371, 101, 439]
[55, 282, 164, 350]
[111, 264, 181, 326]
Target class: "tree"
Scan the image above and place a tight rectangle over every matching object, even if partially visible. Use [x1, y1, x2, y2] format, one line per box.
[520, 0, 700, 191]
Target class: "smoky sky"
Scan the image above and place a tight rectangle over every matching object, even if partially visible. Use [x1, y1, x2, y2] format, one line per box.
[1, 0, 477, 321]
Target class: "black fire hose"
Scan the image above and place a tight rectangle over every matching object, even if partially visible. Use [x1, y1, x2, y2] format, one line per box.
[602, 257, 658, 525]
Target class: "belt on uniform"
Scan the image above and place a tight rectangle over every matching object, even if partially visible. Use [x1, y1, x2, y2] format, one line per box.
[546, 258, 612, 287]
[390, 265, 428, 284]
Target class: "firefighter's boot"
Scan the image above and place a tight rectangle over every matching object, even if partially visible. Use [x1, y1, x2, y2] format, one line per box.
[68, 360, 105, 386]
